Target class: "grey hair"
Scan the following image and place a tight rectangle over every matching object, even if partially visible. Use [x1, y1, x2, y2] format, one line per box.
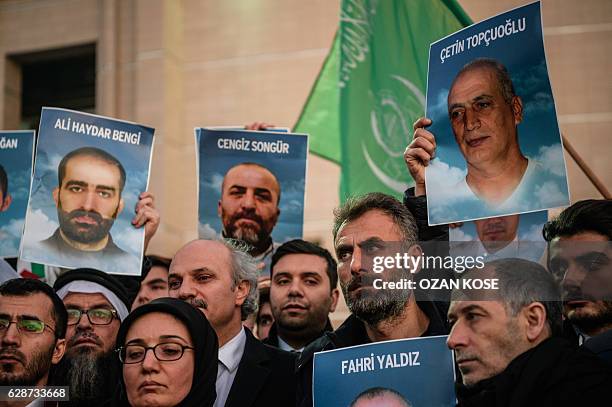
[332, 192, 418, 245]
[457, 258, 563, 336]
[453, 57, 516, 105]
[220, 238, 259, 320]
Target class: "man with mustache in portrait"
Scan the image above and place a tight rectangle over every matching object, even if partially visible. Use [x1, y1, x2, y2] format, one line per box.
[218, 162, 281, 273]
[37, 147, 155, 268]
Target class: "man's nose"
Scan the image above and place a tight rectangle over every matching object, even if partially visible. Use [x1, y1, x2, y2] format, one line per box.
[464, 107, 481, 132]
[288, 280, 305, 297]
[447, 322, 469, 350]
[176, 279, 196, 301]
[241, 191, 256, 210]
[350, 247, 363, 276]
[80, 190, 97, 212]
[0, 323, 21, 347]
[76, 312, 93, 331]
[562, 264, 586, 293]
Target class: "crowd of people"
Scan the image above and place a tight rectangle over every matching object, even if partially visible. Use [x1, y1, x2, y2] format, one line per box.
[1, 63, 612, 406]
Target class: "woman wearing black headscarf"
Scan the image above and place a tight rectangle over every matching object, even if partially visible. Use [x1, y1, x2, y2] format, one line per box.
[114, 297, 218, 407]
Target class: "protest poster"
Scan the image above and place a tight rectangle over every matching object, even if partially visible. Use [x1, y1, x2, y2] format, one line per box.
[0, 131, 35, 258]
[195, 128, 308, 276]
[313, 336, 455, 407]
[424, 1, 569, 225]
[450, 210, 548, 263]
[20, 107, 155, 275]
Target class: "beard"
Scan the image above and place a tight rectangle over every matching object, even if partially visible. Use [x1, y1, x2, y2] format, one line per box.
[50, 346, 114, 406]
[0, 344, 54, 386]
[222, 209, 272, 252]
[341, 272, 411, 325]
[565, 301, 612, 335]
[57, 206, 116, 245]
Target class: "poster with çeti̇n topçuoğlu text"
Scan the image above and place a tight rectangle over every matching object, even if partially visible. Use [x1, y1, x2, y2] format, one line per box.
[20, 107, 154, 275]
[0, 130, 35, 258]
[313, 335, 455, 407]
[195, 127, 308, 276]
[424, 1, 569, 225]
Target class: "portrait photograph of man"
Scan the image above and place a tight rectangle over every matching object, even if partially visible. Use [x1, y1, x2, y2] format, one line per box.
[449, 210, 548, 263]
[196, 128, 308, 274]
[0, 130, 35, 258]
[424, 2, 569, 224]
[20, 108, 155, 274]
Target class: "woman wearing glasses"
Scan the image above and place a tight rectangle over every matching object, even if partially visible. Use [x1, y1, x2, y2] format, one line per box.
[114, 297, 218, 407]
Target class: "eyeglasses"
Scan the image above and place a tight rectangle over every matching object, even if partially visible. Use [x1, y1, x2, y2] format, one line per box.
[66, 308, 117, 326]
[118, 343, 194, 364]
[0, 318, 55, 335]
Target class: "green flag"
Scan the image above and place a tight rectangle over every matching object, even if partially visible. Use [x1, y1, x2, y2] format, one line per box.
[294, 0, 471, 200]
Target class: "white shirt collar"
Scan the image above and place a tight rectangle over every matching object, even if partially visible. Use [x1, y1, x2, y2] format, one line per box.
[218, 327, 247, 373]
[277, 335, 303, 353]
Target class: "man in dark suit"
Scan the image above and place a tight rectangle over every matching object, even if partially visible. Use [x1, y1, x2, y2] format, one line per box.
[168, 238, 296, 407]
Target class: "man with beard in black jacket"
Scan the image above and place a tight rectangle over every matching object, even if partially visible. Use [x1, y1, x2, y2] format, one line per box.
[447, 258, 612, 406]
[296, 192, 450, 407]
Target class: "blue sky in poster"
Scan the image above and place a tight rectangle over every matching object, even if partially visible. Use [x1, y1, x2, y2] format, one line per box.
[20, 108, 154, 273]
[313, 336, 455, 407]
[196, 128, 307, 243]
[425, 2, 569, 224]
[0, 131, 35, 257]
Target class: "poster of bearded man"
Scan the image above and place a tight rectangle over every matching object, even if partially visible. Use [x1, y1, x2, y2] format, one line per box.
[195, 127, 308, 276]
[20, 107, 154, 274]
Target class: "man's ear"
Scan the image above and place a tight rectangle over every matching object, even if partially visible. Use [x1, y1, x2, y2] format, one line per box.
[0, 194, 11, 211]
[234, 280, 250, 307]
[521, 302, 547, 342]
[217, 199, 223, 219]
[117, 198, 125, 217]
[52, 187, 59, 207]
[512, 96, 523, 125]
[329, 288, 340, 313]
[407, 244, 424, 274]
[52, 338, 67, 365]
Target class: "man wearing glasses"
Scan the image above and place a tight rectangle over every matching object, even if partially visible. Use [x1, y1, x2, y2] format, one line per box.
[51, 268, 131, 406]
[0, 278, 67, 406]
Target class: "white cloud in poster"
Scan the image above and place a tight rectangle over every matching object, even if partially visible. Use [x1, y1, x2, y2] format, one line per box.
[535, 144, 565, 177]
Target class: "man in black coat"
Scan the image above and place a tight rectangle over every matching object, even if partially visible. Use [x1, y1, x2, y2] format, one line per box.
[168, 238, 296, 407]
[264, 239, 339, 353]
[543, 199, 612, 366]
[448, 258, 612, 406]
[296, 192, 450, 407]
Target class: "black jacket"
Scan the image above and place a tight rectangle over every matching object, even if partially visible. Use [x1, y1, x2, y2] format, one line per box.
[225, 329, 297, 407]
[263, 319, 334, 350]
[456, 337, 612, 407]
[295, 301, 449, 407]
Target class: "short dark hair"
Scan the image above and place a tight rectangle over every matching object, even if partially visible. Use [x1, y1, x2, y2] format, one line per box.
[332, 192, 418, 244]
[258, 285, 270, 305]
[350, 387, 411, 407]
[453, 58, 516, 105]
[543, 199, 612, 241]
[0, 278, 68, 340]
[271, 239, 338, 290]
[57, 147, 126, 192]
[457, 258, 563, 337]
[0, 164, 7, 198]
[141, 255, 171, 280]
